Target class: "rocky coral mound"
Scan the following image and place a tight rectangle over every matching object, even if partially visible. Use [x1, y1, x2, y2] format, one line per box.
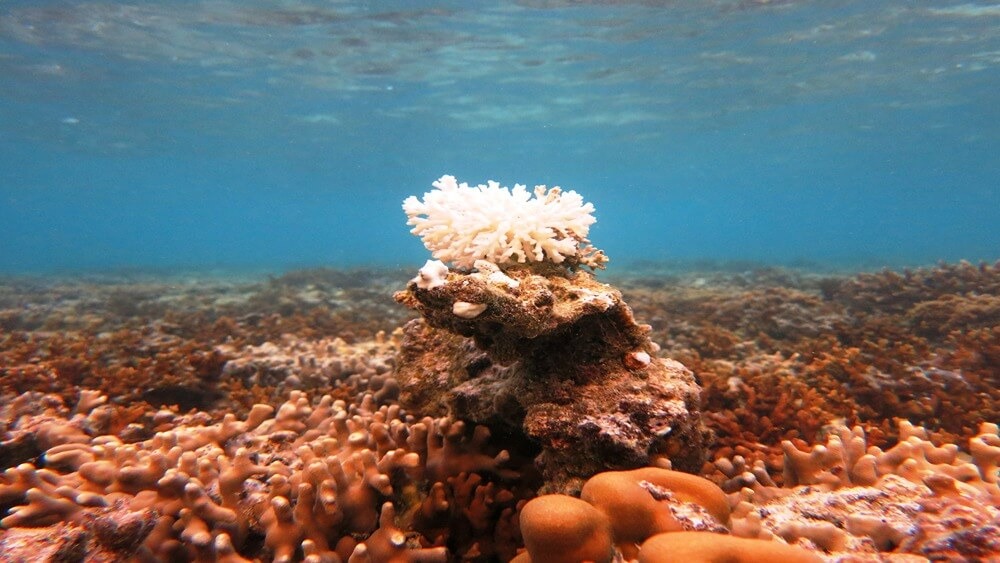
[394, 262, 709, 491]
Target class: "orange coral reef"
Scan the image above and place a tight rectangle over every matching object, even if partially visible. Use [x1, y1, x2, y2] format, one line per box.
[0, 261, 998, 561]
[623, 261, 1000, 482]
[0, 269, 412, 415]
[0, 387, 530, 561]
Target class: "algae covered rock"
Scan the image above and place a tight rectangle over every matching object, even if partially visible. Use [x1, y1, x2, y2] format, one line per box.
[394, 262, 709, 490]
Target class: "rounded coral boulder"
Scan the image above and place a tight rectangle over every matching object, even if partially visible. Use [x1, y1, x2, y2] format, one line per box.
[638, 531, 822, 563]
[516, 494, 614, 563]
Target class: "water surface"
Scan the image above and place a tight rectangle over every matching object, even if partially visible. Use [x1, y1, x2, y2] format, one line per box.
[1, 1, 997, 273]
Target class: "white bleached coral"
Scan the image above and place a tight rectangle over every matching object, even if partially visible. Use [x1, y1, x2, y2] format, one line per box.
[403, 175, 608, 270]
[411, 259, 449, 289]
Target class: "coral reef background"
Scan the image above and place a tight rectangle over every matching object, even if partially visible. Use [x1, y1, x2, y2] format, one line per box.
[1, 261, 998, 561]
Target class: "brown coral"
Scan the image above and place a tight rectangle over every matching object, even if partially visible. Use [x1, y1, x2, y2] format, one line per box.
[394, 263, 709, 490]
[638, 531, 822, 563]
[513, 494, 613, 563]
[518, 467, 816, 562]
[0, 385, 533, 562]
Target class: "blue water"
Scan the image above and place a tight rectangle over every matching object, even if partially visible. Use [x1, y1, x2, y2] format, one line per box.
[1, 1, 998, 273]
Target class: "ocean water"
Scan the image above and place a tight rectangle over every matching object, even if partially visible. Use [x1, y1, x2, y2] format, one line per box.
[1, 0, 997, 274]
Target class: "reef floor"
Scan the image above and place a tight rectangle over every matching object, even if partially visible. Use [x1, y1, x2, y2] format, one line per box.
[1, 261, 998, 561]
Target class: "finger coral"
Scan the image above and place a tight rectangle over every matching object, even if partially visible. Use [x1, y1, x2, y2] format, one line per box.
[403, 175, 608, 270]
[0, 385, 533, 562]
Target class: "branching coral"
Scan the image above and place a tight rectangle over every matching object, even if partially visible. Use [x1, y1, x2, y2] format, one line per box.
[0, 383, 533, 562]
[403, 175, 607, 270]
[619, 262, 1000, 478]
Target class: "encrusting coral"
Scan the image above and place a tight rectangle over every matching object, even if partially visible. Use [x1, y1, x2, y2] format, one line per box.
[716, 420, 1000, 561]
[638, 532, 822, 563]
[395, 176, 709, 490]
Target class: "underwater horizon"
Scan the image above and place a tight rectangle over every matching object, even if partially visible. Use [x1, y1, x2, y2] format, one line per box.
[1, 0, 998, 274]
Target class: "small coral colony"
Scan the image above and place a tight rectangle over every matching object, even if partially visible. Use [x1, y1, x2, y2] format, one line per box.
[1, 176, 998, 562]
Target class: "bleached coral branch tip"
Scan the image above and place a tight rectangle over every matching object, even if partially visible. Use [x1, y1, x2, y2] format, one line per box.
[403, 175, 608, 270]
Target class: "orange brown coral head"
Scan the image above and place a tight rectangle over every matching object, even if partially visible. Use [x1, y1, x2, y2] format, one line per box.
[580, 467, 731, 547]
[638, 531, 822, 563]
[517, 494, 614, 563]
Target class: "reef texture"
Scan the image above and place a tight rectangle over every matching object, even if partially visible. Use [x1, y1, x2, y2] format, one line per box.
[393, 263, 710, 490]
[719, 420, 1000, 561]
[0, 260, 998, 561]
[620, 261, 1000, 483]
